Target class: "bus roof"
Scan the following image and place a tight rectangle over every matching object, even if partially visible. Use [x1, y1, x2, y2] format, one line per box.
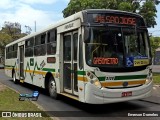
[6, 9, 143, 47]
[84, 9, 142, 17]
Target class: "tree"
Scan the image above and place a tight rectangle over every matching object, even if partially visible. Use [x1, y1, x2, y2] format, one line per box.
[62, 0, 159, 28]
[0, 21, 26, 62]
[139, 0, 157, 27]
[3, 21, 22, 40]
[150, 36, 160, 56]
[0, 33, 12, 58]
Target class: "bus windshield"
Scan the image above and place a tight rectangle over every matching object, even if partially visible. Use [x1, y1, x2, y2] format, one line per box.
[85, 26, 150, 68]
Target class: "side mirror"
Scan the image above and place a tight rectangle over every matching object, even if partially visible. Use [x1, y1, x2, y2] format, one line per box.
[84, 27, 91, 43]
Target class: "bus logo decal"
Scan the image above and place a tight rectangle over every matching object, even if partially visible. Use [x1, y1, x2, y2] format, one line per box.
[40, 60, 46, 70]
[30, 58, 34, 66]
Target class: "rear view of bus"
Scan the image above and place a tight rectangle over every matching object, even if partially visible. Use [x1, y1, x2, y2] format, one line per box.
[82, 10, 153, 104]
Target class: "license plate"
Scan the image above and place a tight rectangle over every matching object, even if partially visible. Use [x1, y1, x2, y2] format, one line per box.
[122, 91, 132, 97]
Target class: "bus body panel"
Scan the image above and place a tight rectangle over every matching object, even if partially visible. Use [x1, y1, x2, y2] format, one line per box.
[85, 81, 152, 104]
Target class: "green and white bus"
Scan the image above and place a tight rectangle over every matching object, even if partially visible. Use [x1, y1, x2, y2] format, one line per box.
[5, 9, 153, 104]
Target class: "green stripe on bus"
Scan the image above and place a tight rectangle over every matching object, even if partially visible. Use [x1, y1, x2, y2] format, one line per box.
[77, 71, 86, 75]
[5, 65, 14, 67]
[42, 68, 55, 72]
[115, 75, 147, 80]
[98, 75, 147, 81]
[98, 77, 105, 81]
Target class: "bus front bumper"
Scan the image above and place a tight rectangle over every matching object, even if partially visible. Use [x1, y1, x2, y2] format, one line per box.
[85, 82, 153, 104]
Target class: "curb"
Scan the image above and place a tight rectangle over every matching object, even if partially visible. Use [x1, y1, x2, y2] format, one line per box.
[140, 97, 160, 105]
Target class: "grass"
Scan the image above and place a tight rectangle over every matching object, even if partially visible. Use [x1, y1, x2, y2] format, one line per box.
[153, 73, 160, 85]
[0, 86, 53, 120]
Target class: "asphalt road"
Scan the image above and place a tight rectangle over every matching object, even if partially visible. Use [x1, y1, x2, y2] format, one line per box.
[152, 65, 160, 73]
[0, 69, 160, 120]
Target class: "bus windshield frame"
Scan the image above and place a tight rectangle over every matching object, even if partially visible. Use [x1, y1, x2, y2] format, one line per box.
[84, 13, 151, 72]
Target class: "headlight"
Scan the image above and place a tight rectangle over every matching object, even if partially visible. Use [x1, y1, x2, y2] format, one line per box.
[86, 71, 102, 89]
[145, 77, 153, 85]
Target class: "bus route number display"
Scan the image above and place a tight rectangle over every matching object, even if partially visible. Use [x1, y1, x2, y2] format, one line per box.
[95, 15, 136, 25]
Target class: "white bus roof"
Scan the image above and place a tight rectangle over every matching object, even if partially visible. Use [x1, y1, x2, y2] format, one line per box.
[6, 9, 143, 47]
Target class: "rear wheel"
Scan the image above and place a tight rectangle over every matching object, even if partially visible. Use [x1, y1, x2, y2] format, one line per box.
[13, 72, 18, 84]
[48, 76, 59, 99]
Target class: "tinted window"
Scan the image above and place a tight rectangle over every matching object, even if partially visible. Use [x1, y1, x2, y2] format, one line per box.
[25, 38, 34, 57]
[47, 29, 57, 55]
[6, 44, 18, 59]
[34, 33, 46, 56]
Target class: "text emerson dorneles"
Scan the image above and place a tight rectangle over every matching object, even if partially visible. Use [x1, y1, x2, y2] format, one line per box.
[128, 112, 158, 117]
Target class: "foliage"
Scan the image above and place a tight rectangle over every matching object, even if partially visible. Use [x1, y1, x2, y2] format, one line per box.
[62, 0, 159, 28]
[0, 21, 26, 61]
[139, 0, 157, 27]
[153, 73, 160, 85]
[150, 36, 160, 56]
[0, 33, 12, 56]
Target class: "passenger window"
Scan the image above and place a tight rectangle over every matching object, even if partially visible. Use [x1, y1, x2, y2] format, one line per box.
[25, 38, 34, 57]
[6, 44, 18, 59]
[47, 29, 57, 55]
[34, 33, 46, 56]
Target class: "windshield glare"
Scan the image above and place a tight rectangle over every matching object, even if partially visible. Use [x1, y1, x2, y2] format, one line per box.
[86, 26, 150, 68]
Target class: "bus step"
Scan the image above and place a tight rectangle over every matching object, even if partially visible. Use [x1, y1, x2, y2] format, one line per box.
[60, 93, 79, 101]
[20, 80, 24, 83]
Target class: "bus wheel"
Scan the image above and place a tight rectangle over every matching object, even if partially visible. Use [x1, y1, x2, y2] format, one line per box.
[48, 77, 58, 99]
[13, 72, 18, 84]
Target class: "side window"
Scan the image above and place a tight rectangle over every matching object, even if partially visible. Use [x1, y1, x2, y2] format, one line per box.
[47, 29, 57, 55]
[25, 38, 34, 57]
[13, 44, 18, 58]
[34, 33, 46, 56]
[8, 46, 13, 59]
[6, 47, 8, 59]
[6, 44, 18, 59]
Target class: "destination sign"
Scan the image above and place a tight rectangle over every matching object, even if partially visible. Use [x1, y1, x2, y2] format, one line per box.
[95, 15, 136, 25]
[87, 13, 144, 26]
[93, 57, 118, 65]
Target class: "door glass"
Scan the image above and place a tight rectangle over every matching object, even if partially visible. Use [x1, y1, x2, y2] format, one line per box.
[20, 46, 24, 77]
[64, 35, 71, 61]
[73, 33, 78, 61]
[64, 35, 71, 90]
[74, 63, 78, 91]
[73, 33, 78, 92]
[64, 63, 71, 89]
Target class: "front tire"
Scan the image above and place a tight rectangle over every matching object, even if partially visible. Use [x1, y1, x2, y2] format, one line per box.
[48, 76, 58, 99]
[13, 72, 18, 84]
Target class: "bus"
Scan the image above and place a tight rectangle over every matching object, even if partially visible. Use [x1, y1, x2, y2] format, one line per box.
[5, 9, 153, 104]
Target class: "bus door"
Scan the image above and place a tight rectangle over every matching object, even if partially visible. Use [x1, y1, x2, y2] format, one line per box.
[63, 31, 78, 95]
[19, 45, 24, 79]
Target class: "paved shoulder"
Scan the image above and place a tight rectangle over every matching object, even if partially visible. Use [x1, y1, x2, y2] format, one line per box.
[141, 85, 160, 104]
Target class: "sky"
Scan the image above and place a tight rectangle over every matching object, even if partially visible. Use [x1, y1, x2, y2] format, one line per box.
[148, 4, 160, 36]
[0, 0, 159, 36]
[0, 0, 70, 33]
